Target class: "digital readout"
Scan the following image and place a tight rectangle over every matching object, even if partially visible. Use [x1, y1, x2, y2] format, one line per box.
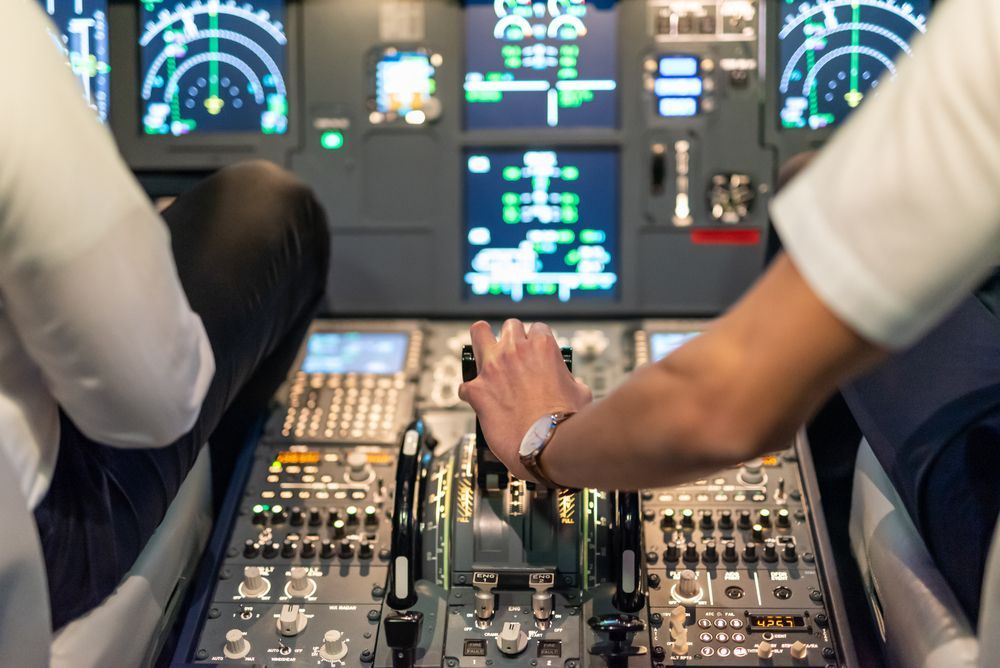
[748, 614, 806, 631]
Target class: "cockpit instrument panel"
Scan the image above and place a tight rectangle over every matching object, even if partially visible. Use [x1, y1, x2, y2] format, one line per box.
[139, 0, 289, 136]
[370, 48, 442, 125]
[464, 148, 618, 303]
[300, 332, 410, 375]
[464, 0, 618, 129]
[40, 0, 110, 122]
[777, 0, 929, 130]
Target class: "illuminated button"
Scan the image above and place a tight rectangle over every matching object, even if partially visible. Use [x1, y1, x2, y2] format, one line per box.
[716, 647, 731, 657]
[714, 618, 728, 629]
[729, 619, 744, 629]
[699, 632, 713, 643]
[271, 505, 287, 523]
[733, 646, 748, 658]
[680, 509, 695, 529]
[700, 647, 715, 657]
[752, 523, 765, 541]
[364, 506, 378, 525]
[716, 632, 729, 643]
[732, 632, 746, 643]
[331, 519, 346, 539]
[320, 130, 345, 151]
[758, 509, 772, 527]
[261, 490, 275, 499]
[345, 506, 359, 524]
[661, 509, 676, 529]
[777, 508, 791, 527]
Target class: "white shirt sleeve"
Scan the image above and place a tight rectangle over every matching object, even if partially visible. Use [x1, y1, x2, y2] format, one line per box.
[0, 1, 215, 448]
[769, 0, 1000, 349]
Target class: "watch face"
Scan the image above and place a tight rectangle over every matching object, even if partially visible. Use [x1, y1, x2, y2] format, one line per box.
[519, 415, 553, 457]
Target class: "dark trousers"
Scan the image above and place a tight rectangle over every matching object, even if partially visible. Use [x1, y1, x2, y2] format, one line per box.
[33, 161, 330, 630]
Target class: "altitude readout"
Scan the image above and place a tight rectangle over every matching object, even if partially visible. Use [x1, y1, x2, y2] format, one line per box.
[778, 0, 928, 130]
[39, 0, 111, 122]
[139, 0, 289, 136]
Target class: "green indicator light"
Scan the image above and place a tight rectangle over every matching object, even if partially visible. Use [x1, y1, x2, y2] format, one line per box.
[252, 504, 264, 514]
[561, 207, 579, 223]
[561, 166, 580, 181]
[502, 166, 521, 181]
[503, 207, 521, 223]
[557, 68, 579, 80]
[558, 230, 575, 243]
[502, 192, 520, 205]
[565, 249, 581, 266]
[580, 229, 606, 244]
[489, 283, 503, 295]
[320, 130, 344, 150]
[561, 193, 580, 205]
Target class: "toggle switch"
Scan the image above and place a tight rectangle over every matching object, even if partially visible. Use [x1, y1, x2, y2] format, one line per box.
[718, 510, 733, 530]
[308, 507, 322, 526]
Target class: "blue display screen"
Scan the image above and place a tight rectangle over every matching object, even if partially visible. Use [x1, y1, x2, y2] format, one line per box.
[650, 332, 700, 362]
[778, 0, 929, 130]
[301, 333, 409, 375]
[464, 149, 618, 302]
[654, 55, 702, 118]
[464, 0, 618, 129]
[139, 0, 288, 136]
[39, 0, 110, 122]
[375, 50, 437, 120]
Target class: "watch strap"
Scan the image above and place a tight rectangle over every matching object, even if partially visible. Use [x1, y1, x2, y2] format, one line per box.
[520, 412, 576, 490]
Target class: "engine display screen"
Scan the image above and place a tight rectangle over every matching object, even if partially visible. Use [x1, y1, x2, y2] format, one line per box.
[40, 0, 110, 122]
[301, 333, 409, 375]
[464, 149, 618, 302]
[464, 0, 618, 129]
[650, 332, 700, 362]
[778, 0, 928, 130]
[748, 614, 807, 632]
[139, 0, 289, 136]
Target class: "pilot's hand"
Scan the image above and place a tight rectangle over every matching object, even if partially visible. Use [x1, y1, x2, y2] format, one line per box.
[459, 319, 592, 482]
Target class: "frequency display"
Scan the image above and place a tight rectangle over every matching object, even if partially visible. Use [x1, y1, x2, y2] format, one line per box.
[39, 0, 110, 122]
[778, 0, 928, 130]
[139, 0, 288, 136]
[464, 0, 618, 129]
[464, 149, 618, 302]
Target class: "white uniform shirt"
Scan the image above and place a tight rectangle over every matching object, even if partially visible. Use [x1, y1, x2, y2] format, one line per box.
[770, 0, 1000, 348]
[0, 2, 215, 509]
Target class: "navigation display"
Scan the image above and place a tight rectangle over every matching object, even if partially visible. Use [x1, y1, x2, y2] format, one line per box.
[139, 0, 288, 136]
[40, 0, 110, 122]
[650, 332, 700, 362]
[778, 0, 929, 130]
[301, 333, 409, 375]
[464, 0, 618, 129]
[464, 149, 618, 302]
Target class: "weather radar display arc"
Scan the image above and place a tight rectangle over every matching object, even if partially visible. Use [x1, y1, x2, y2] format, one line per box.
[139, 0, 288, 136]
[777, 0, 928, 130]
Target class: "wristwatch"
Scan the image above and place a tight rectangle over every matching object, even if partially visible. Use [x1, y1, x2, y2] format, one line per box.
[518, 412, 575, 489]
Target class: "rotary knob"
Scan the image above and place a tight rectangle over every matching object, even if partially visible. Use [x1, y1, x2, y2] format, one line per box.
[289, 506, 305, 526]
[722, 540, 738, 563]
[276, 604, 308, 637]
[287, 567, 314, 597]
[718, 510, 734, 530]
[756, 640, 774, 659]
[319, 629, 348, 662]
[680, 509, 695, 529]
[223, 629, 250, 660]
[740, 458, 765, 484]
[347, 452, 370, 482]
[331, 519, 347, 539]
[345, 505, 359, 525]
[790, 640, 808, 660]
[676, 569, 701, 600]
[364, 505, 378, 526]
[240, 566, 269, 598]
[308, 507, 322, 526]
[496, 622, 528, 656]
[660, 508, 676, 529]
[777, 508, 791, 527]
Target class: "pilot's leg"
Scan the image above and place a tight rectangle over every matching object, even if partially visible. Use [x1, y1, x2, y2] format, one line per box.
[34, 161, 330, 630]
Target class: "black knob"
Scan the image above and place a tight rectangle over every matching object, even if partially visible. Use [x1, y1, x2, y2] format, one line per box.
[758, 509, 772, 528]
[641, 491, 654, 501]
[782, 542, 798, 562]
[743, 542, 758, 562]
[652, 645, 666, 662]
[700, 510, 714, 530]
[289, 506, 304, 526]
[777, 508, 791, 528]
[364, 505, 378, 526]
[281, 538, 298, 558]
[359, 542, 374, 559]
[243, 539, 260, 558]
[680, 509, 695, 529]
[648, 573, 661, 588]
[331, 519, 346, 539]
[345, 505, 359, 524]
[738, 510, 752, 530]
[763, 539, 778, 562]
[263, 541, 280, 559]
[683, 541, 698, 563]
[642, 509, 655, 522]
[718, 510, 733, 530]
[646, 550, 659, 565]
[660, 508, 676, 529]
[752, 523, 765, 542]
[339, 540, 355, 559]
[300, 539, 317, 559]
[308, 507, 322, 526]
[320, 539, 335, 559]
[326, 507, 341, 526]
[664, 543, 680, 562]
[252, 507, 270, 525]
[702, 540, 718, 563]
[270, 504, 287, 524]
[722, 540, 738, 563]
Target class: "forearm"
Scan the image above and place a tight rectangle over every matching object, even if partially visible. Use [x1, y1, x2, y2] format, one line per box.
[542, 256, 886, 490]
